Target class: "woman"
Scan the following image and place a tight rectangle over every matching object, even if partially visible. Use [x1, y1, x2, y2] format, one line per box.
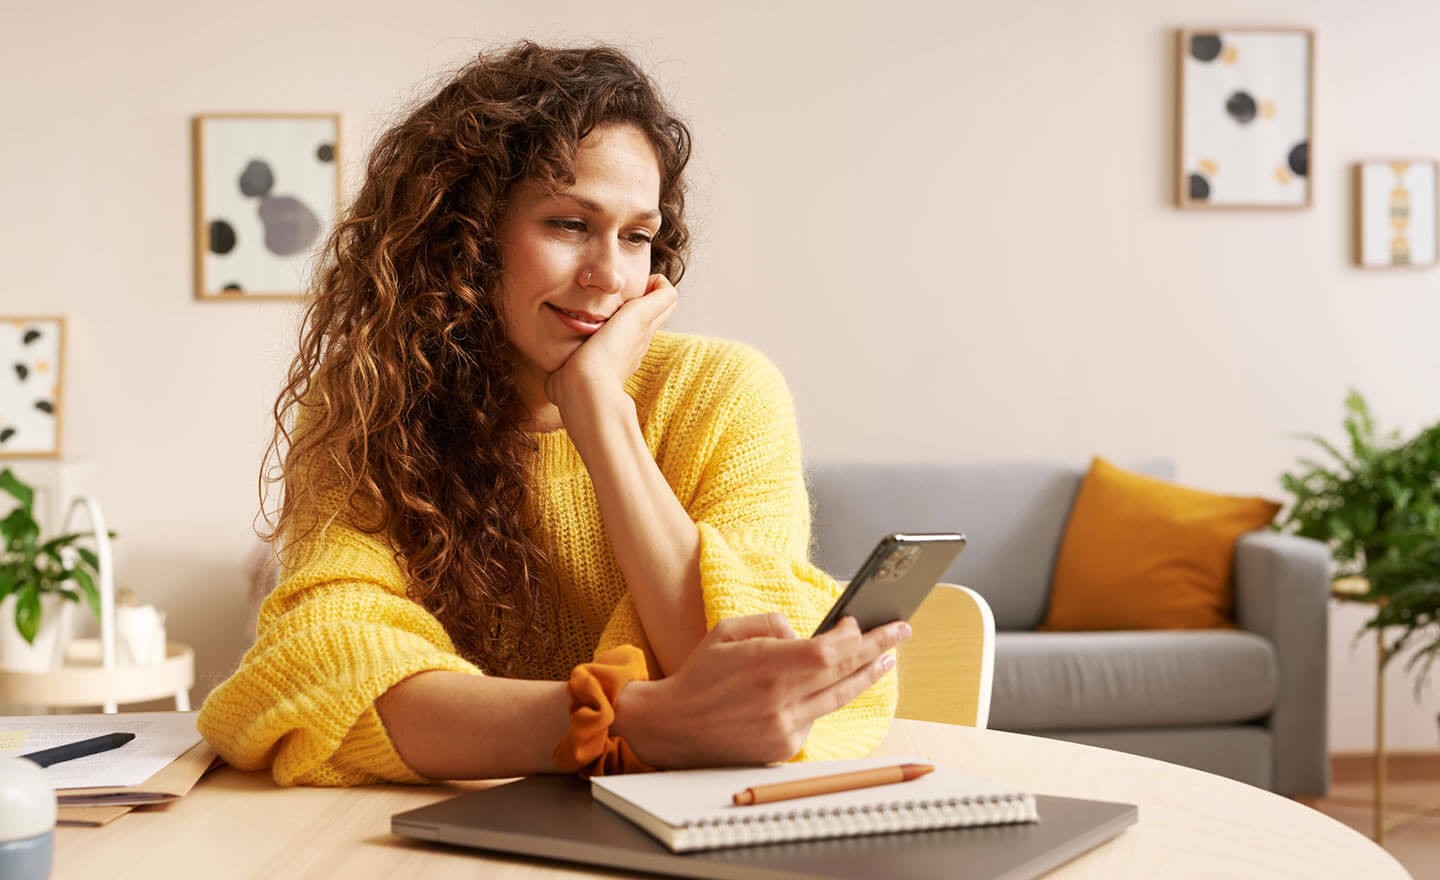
[198, 41, 907, 786]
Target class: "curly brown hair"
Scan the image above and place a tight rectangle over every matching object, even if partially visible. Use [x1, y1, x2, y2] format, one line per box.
[262, 42, 692, 676]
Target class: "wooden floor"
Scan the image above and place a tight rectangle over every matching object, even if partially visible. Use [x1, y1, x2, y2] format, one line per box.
[1297, 756, 1440, 880]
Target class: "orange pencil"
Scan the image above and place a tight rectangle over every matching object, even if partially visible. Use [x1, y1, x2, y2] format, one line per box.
[731, 763, 935, 806]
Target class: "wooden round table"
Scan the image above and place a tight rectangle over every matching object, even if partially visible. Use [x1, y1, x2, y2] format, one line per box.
[53, 719, 1408, 879]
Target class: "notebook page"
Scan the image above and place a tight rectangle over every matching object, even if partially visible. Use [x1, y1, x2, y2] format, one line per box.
[592, 755, 1028, 828]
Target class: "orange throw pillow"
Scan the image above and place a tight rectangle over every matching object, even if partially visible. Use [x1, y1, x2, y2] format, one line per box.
[1040, 457, 1281, 631]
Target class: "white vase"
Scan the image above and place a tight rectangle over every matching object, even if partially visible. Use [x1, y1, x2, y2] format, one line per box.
[0, 593, 74, 673]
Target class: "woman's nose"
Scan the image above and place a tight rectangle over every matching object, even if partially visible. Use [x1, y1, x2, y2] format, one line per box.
[579, 245, 624, 293]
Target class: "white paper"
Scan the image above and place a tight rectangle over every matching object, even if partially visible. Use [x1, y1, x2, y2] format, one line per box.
[0, 711, 201, 789]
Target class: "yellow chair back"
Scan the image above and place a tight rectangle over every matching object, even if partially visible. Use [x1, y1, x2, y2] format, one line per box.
[895, 583, 995, 728]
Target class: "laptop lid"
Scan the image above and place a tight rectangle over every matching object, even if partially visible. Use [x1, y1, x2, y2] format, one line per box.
[392, 775, 1137, 880]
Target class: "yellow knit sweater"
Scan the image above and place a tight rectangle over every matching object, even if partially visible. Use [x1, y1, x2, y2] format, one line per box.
[198, 331, 896, 785]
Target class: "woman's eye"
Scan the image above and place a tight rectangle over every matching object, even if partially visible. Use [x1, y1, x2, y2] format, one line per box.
[549, 219, 586, 233]
[626, 232, 654, 245]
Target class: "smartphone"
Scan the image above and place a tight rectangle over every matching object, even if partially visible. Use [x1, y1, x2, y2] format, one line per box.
[812, 533, 967, 636]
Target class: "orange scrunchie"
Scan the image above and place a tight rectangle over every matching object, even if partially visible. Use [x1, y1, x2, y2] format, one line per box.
[552, 645, 656, 777]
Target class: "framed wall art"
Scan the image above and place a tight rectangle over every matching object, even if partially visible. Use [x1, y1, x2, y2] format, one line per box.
[1355, 160, 1438, 269]
[0, 317, 64, 459]
[193, 113, 342, 300]
[1176, 28, 1314, 209]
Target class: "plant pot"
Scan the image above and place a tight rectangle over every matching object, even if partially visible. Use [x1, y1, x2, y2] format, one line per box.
[0, 594, 74, 673]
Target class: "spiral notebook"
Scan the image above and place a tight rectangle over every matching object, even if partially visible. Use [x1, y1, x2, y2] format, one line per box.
[392, 773, 1136, 880]
[590, 755, 1038, 852]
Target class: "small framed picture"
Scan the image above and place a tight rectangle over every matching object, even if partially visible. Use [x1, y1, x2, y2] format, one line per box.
[1355, 160, 1438, 268]
[0, 317, 64, 459]
[1177, 28, 1314, 209]
[193, 113, 342, 300]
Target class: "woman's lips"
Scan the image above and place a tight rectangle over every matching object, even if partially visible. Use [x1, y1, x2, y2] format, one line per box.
[546, 303, 607, 334]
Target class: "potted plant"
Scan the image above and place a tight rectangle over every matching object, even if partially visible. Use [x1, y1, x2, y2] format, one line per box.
[0, 468, 103, 672]
[1279, 390, 1440, 697]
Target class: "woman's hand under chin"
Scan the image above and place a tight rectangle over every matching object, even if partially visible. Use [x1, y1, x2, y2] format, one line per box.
[544, 274, 677, 425]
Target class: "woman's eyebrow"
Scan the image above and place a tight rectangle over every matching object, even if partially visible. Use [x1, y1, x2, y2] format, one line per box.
[547, 192, 661, 223]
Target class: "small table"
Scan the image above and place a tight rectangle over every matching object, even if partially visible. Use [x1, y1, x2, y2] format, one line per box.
[53, 719, 1406, 879]
[1330, 578, 1440, 844]
[0, 639, 193, 713]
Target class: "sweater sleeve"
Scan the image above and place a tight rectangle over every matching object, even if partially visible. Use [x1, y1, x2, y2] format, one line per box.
[196, 478, 481, 786]
[596, 344, 897, 761]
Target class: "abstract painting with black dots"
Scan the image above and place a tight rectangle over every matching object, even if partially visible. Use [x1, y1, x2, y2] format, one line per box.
[1358, 160, 1437, 268]
[1179, 29, 1312, 208]
[0, 317, 63, 458]
[194, 114, 340, 299]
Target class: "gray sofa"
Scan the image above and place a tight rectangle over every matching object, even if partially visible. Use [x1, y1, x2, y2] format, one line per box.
[806, 460, 1331, 796]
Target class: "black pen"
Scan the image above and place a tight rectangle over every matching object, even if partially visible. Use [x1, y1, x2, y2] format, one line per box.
[20, 732, 137, 768]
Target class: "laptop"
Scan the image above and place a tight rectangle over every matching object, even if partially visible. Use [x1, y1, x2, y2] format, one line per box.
[392, 774, 1137, 880]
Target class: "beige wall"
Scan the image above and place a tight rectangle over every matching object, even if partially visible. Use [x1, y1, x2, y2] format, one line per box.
[3, 0, 1437, 750]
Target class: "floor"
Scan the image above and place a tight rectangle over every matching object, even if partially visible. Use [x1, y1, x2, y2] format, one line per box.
[1298, 760, 1440, 879]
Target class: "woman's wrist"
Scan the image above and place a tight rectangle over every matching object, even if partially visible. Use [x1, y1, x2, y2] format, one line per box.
[553, 646, 656, 776]
[556, 381, 636, 442]
[610, 678, 677, 769]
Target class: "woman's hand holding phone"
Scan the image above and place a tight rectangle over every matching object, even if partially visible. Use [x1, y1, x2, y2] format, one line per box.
[611, 612, 910, 769]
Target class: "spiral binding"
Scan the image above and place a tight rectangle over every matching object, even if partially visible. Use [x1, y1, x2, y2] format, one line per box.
[676, 793, 1039, 850]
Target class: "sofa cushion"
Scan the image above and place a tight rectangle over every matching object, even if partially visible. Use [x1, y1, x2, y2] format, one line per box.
[1041, 457, 1282, 631]
[806, 460, 1173, 630]
[987, 630, 1279, 731]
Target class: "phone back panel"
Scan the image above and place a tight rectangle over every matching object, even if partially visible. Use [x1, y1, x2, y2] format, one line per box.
[814, 534, 966, 635]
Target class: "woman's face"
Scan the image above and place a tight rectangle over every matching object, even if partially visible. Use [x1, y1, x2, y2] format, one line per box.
[494, 123, 662, 403]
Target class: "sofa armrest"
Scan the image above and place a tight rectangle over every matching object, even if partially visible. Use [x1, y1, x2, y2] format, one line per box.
[1234, 530, 1331, 796]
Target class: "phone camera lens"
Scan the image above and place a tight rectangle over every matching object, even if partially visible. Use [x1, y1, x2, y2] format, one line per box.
[875, 545, 919, 582]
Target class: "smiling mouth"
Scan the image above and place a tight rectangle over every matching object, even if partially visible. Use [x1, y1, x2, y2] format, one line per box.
[546, 303, 608, 331]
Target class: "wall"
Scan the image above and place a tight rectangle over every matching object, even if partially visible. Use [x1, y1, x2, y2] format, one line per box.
[1, 0, 1436, 750]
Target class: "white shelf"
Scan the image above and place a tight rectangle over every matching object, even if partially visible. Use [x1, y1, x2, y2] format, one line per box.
[1, 484, 190, 713]
[0, 639, 193, 710]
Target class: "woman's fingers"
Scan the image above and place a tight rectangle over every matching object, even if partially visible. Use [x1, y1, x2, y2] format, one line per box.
[710, 611, 797, 642]
[780, 618, 906, 706]
[613, 274, 675, 337]
[723, 616, 906, 713]
[718, 616, 907, 681]
[793, 642, 899, 721]
[781, 617, 907, 681]
[644, 274, 678, 329]
[623, 613, 909, 768]
[644, 273, 676, 299]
